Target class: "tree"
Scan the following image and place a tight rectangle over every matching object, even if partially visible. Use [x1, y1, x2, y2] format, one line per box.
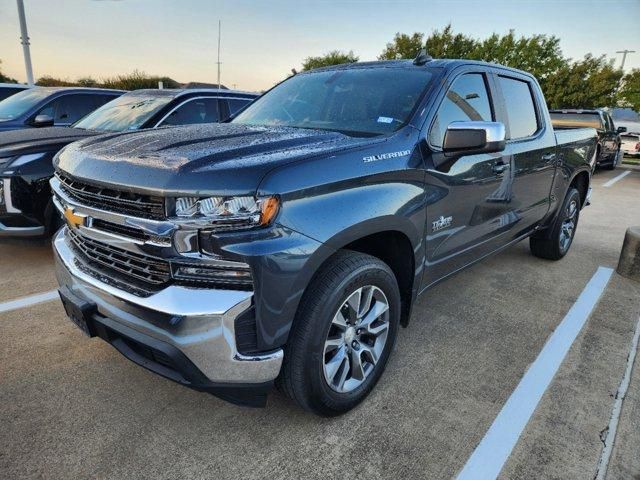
[76, 77, 98, 87]
[0, 59, 18, 83]
[100, 70, 180, 90]
[379, 33, 425, 60]
[36, 76, 77, 86]
[619, 69, 640, 112]
[302, 50, 358, 71]
[544, 55, 623, 109]
[378, 25, 625, 108]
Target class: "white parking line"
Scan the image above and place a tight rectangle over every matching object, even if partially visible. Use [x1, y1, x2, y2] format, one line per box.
[602, 170, 631, 187]
[456, 266, 613, 480]
[0, 289, 59, 314]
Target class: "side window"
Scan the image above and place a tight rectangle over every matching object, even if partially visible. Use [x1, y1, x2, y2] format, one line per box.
[38, 94, 102, 125]
[429, 73, 493, 148]
[498, 76, 539, 139]
[227, 98, 251, 116]
[605, 113, 614, 132]
[160, 98, 220, 126]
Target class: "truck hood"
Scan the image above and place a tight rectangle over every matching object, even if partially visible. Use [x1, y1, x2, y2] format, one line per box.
[0, 126, 99, 157]
[55, 123, 379, 195]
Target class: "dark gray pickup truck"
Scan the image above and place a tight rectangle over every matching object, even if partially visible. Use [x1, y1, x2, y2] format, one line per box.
[51, 56, 597, 415]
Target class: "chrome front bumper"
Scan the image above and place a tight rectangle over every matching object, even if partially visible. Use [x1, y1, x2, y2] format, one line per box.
[53, 228, 283, 384]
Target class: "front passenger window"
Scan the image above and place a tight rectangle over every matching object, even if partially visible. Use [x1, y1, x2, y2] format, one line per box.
[429, 73, 493, 148]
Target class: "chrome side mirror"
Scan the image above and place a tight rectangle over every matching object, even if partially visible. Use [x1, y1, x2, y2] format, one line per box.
[32, 114, 54, 127]
[443, 121, 506, 156]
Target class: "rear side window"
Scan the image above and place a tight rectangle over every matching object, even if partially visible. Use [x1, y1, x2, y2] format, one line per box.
[429, 73, 493, 148]
[38, 94, 104, 125]
[228, 98, 251, 115]
[498, 77, 538, 139]
[160, 98, 220, 126]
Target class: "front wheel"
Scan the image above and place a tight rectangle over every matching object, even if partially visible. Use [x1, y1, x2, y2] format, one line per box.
[530, 187, 581, 260]
[277, 251, 401, 416]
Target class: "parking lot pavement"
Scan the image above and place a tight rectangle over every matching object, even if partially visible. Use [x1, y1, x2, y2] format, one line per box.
[0, 237, 57, 303]
[0, 168, 639, 479]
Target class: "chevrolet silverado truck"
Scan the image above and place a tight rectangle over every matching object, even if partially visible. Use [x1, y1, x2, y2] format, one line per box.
[51, 55, 597, 416]
[0, 88, 256, 237]
[550, 109, 625, 170]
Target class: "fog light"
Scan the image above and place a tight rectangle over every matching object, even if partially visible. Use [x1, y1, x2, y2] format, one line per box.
[172, 264, 253, 289]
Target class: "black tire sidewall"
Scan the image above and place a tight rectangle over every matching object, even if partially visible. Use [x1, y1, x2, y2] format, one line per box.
[294, 255, 401, 415]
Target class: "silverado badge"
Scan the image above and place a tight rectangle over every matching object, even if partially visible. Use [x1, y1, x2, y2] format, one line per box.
[432, 215, 453, 232]
[63, 206, 86, 230]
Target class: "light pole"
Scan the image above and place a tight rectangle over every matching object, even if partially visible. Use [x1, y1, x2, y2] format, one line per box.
[616, 50, 636, 71]
[16, 0, 34, 86]
[216, 20, 221, 89]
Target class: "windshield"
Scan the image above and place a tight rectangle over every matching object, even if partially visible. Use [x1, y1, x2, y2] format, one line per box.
[0, 88, 51, 121]
[73, 94, 174, 131]
[232, 67, 434, 136]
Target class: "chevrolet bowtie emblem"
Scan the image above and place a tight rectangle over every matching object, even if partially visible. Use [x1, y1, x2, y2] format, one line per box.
[63, 207, 86, 229]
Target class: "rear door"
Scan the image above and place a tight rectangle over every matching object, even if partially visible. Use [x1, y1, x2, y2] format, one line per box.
[422, 68, 516, 286]
[493, 73, 557, 234]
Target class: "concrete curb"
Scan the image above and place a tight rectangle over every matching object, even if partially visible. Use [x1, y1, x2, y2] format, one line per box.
[617, 227, 640, 281]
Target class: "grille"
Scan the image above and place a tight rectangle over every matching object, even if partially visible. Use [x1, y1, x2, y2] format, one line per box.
[68, 229, 171, 287]
[56, 172, 165, 220]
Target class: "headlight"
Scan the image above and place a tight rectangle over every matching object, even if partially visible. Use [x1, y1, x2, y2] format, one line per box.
[173, 195, 279, 231]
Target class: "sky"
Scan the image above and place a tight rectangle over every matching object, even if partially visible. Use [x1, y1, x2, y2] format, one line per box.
[0, 0, 638, 92]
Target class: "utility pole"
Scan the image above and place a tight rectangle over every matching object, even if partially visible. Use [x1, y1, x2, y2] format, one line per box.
[216, 20, 221, 89]
[616, 50, 636, 71]
[16, 0, 34, 86]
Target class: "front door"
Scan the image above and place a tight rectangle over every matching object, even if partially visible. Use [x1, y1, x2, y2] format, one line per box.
[422, 70, 517, 288]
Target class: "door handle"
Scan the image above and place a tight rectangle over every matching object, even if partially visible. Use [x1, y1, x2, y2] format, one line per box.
[492, 162, 509, 174]
[541, 153, 556, 163]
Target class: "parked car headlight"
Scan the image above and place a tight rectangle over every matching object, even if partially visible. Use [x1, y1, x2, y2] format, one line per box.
[173, 195, 279, 231]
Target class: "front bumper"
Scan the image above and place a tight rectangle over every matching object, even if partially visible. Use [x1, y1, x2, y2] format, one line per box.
[53, 228, 284, 405]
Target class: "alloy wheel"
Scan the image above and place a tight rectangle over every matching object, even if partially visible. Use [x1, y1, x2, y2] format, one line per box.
[322, 285, 390, 393]
[559, 199, 578, 253]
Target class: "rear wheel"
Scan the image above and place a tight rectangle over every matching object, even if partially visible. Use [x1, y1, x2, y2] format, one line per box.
[277, 251, 401, 416]
[604, 151, 619, 170]
[530, 187, 580, 260]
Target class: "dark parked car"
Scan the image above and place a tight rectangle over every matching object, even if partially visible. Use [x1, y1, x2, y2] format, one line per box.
[0, 87, 124, 132]
[52, 58, 596, 415]
[550, 109, 626, 169]
[0, 88, 257, 237]
[0, 83, 30, 102]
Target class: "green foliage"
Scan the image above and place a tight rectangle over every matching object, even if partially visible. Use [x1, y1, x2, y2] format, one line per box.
[0, 59, 18, 83]
[302, 50, 359, 71]
[619, 69, 640, 112]
[100, 70, 180, 90]
[34, 70, 180, 90]
[544, 55, 623, 109]
[379, 33, 425, 60]
[36, 75, 78, 86]
[76, 77, 98, 87]
[377, 24, 630, 110]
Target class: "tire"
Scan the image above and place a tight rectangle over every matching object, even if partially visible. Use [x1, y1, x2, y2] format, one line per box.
[604, 153, 618, 170]
[530, 187, 581, 260]
[277, 250, 401, 416]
